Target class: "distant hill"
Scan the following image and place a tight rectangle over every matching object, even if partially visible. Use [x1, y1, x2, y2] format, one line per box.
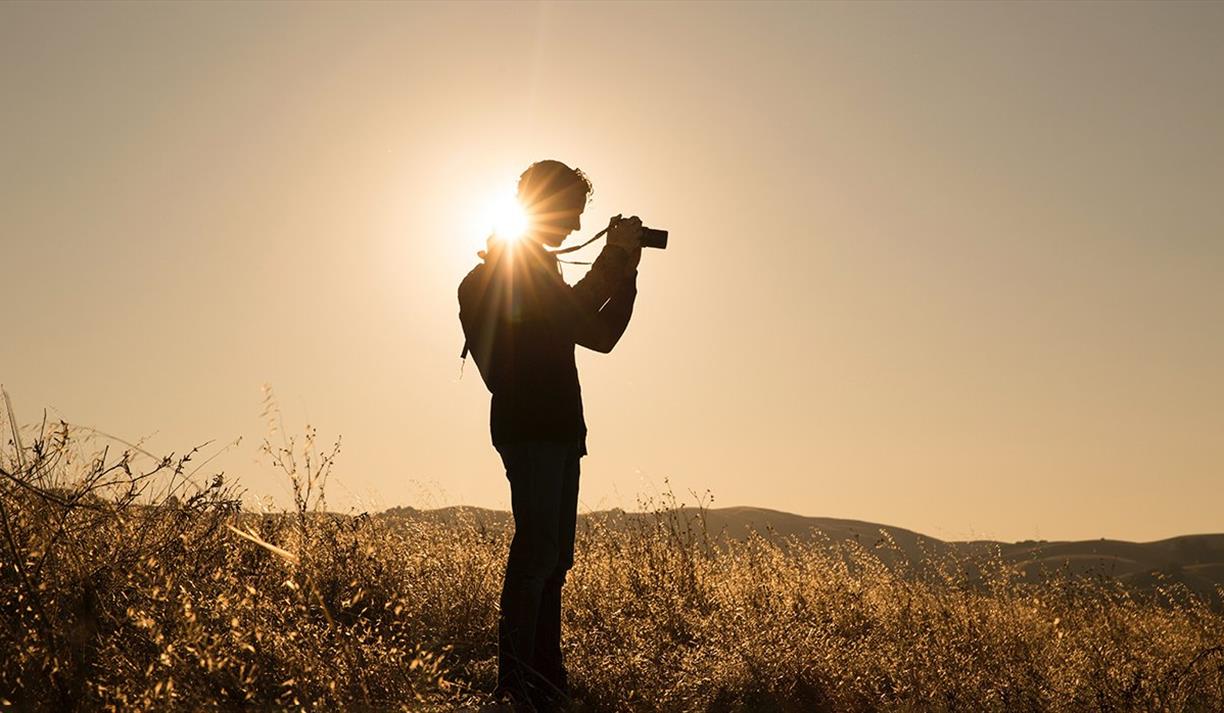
[379, 505, 1224, 607]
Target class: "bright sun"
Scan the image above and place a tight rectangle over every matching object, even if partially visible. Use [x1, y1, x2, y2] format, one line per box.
[484, 192, 529, 243]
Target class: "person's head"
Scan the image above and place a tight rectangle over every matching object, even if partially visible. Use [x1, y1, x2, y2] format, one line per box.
[516, 160, 593, 248]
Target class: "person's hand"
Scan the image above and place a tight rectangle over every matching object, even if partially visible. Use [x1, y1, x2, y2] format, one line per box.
[607, 214, 641, 250]
[607, 214, 642, 275]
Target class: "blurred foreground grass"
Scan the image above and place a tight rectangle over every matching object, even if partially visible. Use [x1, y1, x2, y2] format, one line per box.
[1, 415, 1222, 711]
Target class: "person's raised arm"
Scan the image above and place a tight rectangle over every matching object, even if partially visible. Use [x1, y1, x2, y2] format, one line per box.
[568, 215, 642, 311]
[574, 271, 637, 353]
[563, 216, 642, 351]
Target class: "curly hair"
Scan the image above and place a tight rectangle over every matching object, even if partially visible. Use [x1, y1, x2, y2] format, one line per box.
[516, 160, 594, 208]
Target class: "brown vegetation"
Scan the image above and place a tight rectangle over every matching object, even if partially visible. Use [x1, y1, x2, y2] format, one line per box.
[1, 408, 1222, 711]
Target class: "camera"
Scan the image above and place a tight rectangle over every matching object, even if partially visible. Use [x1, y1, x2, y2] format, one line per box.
[640, 226, 668, 250]
[614, 214, 667, 250]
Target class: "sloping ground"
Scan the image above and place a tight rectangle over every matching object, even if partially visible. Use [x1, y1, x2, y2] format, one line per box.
[379, 505, 1224, 606]
[996, 534, 1224, 605]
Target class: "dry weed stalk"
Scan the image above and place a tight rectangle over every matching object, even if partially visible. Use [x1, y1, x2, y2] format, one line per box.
[2, 386, 1222, 710]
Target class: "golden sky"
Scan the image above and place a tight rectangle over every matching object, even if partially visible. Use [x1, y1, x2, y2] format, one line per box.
[2, 1, 1221, 542]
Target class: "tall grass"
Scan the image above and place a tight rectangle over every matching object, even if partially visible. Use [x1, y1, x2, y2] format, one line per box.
[1, 395, 1221, 711]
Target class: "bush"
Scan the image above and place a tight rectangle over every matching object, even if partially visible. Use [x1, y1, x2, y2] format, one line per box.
[2, 399, 1221, 710]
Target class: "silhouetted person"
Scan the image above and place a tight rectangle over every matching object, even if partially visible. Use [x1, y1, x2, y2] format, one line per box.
[458, 160, 642, 711]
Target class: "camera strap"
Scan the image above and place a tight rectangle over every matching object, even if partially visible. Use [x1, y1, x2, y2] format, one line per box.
[548, 226, 609, 256]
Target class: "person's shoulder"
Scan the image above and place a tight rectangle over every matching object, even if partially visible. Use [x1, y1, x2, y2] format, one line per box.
[458, 260, 496, 306]
[461, 258, 492, 284]
[461, 261, 486, 281]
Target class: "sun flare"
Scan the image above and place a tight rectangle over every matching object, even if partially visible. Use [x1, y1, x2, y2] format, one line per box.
[483, 193, 529, 243]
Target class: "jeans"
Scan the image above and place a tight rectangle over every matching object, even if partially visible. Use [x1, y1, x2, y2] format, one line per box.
[495, 440, 582, 704]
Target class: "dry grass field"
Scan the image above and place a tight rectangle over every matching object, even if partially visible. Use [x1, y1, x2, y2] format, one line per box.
[2, 416, 1222, 711]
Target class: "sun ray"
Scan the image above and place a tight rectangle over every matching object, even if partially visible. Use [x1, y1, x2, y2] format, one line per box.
[486, 192, 529, 243]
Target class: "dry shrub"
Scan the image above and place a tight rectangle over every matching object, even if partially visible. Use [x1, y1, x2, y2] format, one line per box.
[0, 394, 447, 712]
[560, 495, 1224, 712]
[2, 397, 1222, 711]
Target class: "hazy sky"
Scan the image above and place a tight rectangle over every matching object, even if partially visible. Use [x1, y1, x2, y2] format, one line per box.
[3, 1, 1221, 542]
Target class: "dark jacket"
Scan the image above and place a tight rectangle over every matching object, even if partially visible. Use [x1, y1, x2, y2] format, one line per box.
[458, 239, 637, 455]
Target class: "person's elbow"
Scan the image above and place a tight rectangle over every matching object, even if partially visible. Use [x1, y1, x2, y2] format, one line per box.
[574, 309, 631, 354]
[579, 336, 616, 354]
[576, 328, 620, 354]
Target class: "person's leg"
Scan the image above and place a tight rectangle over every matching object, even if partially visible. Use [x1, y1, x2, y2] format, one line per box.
[496, 442, 569, 702]
[531, 442, 581, 701]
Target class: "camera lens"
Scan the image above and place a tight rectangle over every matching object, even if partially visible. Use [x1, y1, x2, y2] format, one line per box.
[641, 227, 668, 250]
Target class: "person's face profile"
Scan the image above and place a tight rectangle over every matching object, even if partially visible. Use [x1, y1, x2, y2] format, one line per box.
[525, 183, 587, 248]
